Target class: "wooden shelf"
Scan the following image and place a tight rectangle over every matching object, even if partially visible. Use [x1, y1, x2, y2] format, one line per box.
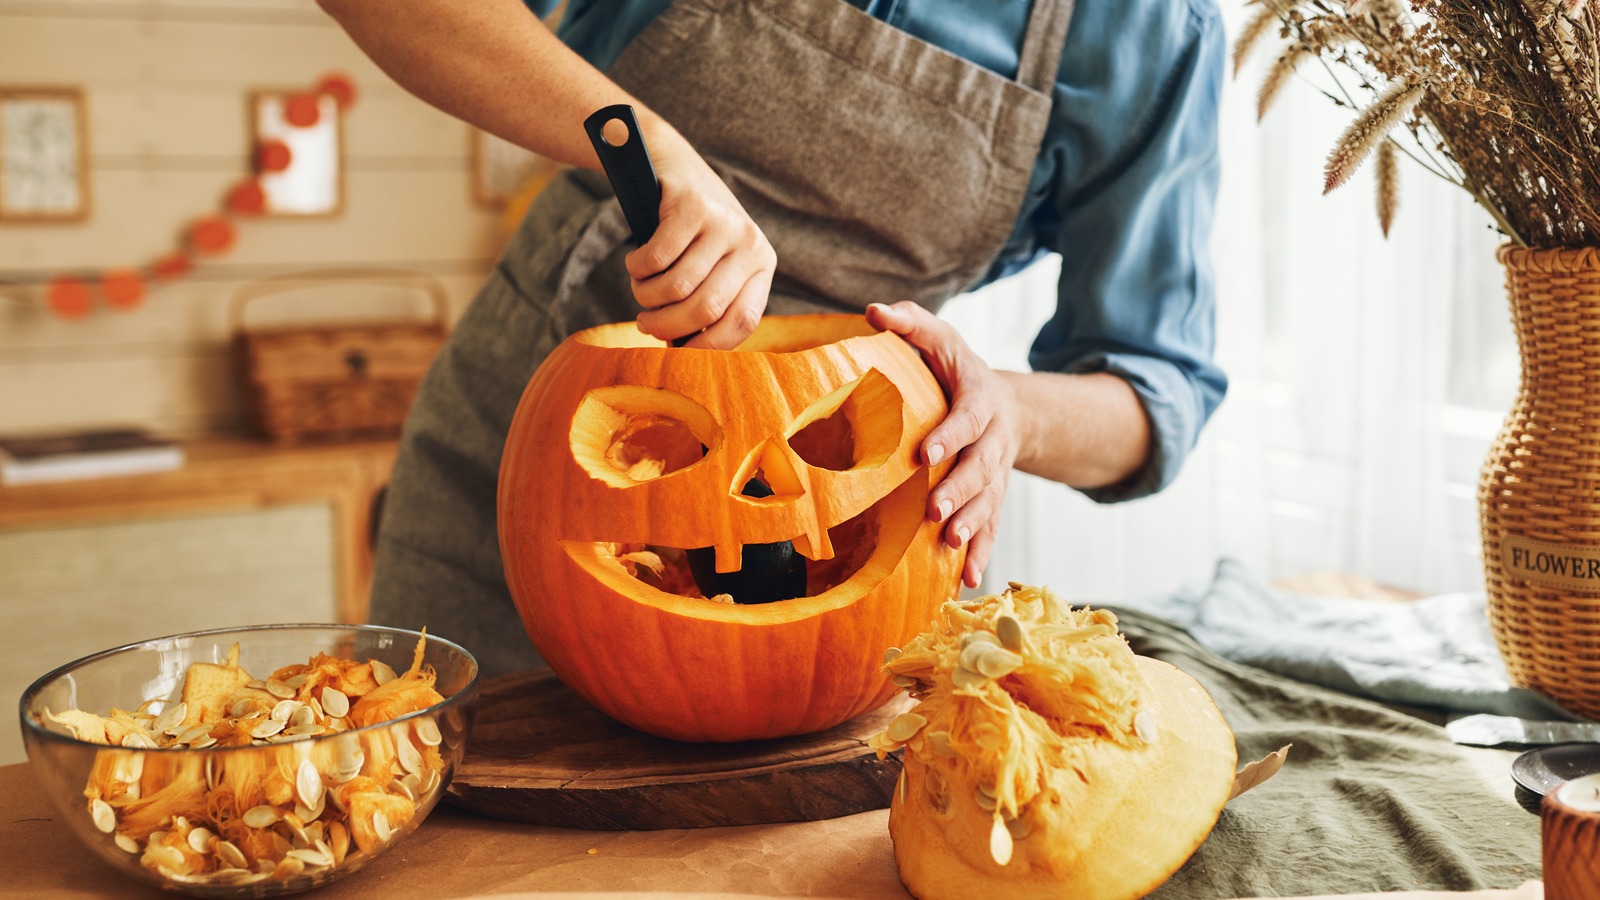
[0, 434, 398, 623]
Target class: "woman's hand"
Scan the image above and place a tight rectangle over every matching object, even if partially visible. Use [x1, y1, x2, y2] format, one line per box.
[866, 301, 1020, 589]
[625, 127, 776, 349]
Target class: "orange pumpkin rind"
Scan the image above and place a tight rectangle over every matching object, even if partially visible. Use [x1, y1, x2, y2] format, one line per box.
[499, 315, 966, 741]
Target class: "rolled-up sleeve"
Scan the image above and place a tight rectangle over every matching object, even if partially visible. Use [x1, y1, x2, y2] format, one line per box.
[1027, 0, 1227, 503]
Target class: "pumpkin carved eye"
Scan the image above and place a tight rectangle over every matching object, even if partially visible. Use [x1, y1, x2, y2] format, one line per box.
[569, 386, 718, 487]
[787, 368, 904, 473]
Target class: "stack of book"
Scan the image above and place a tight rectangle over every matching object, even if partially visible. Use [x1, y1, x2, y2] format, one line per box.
[0, 427, 185, 487]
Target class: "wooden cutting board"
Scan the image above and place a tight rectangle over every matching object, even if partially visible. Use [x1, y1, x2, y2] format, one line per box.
[444, 669, 909, 830]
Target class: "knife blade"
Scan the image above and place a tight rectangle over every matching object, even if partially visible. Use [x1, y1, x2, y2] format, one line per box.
[1447, 713, 1600, 747]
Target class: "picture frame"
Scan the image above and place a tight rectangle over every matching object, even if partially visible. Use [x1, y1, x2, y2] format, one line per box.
[251, 90, 343, 217]
[0, 86, 89, 223]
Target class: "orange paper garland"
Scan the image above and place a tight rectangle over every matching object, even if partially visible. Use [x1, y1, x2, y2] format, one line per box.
[36, 71, 356, 321]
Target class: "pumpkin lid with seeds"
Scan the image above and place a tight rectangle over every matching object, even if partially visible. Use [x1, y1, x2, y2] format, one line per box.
[873, 583, 1236, 900]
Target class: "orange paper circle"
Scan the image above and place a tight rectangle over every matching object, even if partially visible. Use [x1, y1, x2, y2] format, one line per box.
[317, 73, 357, 110]
[257, 140, 293, 173]
[226, 179, 266, 215]
[101, 269, 148, 311]
[284, 93, 322, 128]
[47, 277, 93, 320]
[189, 216, 236, 256]
[152, 253, 194, 281]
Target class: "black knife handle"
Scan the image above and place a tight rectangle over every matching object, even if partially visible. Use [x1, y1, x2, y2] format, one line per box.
[584, 104, 661, 245]
[586, 104, 696, 347]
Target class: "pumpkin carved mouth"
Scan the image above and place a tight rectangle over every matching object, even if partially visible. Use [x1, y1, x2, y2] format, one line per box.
[562, 469, 930, 620]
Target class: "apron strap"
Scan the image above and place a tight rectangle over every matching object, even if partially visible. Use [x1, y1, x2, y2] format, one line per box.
[1016, 0, 1077, 95]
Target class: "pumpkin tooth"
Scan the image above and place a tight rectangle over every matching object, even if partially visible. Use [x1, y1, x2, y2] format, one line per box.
[791, 526, 835, 561]
[713, 543, 743, 573]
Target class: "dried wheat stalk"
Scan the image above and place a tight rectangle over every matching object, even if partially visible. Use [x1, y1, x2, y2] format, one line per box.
[1237, 0, 1600, 246]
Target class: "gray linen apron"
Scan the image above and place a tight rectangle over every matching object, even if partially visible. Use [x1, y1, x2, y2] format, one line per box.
[371, 0, 1077, 676]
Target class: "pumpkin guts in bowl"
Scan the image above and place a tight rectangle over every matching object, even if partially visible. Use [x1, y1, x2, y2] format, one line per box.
[20, 625, 478, 897]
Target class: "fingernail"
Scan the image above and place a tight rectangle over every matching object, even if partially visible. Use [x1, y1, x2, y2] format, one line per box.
[926, 443, 944, 466]
[937, 498, 952, 522]
[956, 526, 971, 547]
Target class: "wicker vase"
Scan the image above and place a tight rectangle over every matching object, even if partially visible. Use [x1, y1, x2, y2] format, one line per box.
[1480, 245, 1600, 719]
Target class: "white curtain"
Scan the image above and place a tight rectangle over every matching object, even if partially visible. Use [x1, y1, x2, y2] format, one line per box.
[940, 4, 1517, 602]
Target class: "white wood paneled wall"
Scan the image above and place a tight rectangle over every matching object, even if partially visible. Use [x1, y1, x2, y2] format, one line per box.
[0, 0, 506, 437]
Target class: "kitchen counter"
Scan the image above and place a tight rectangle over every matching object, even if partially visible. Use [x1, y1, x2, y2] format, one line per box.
[0, 762, 1545, 899]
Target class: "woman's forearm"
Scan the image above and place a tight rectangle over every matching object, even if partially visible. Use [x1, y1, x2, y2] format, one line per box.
[995, 370, 1151, 490]
[315, 0, 667, 169]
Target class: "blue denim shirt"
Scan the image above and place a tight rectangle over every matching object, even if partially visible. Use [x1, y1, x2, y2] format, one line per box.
[526, 0, 1226, 502]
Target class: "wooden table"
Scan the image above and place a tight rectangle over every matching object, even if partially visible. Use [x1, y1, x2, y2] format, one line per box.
[0, 762, 1544, 899]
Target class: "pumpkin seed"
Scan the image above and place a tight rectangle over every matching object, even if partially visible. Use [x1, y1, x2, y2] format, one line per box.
[421, 767, 442, 795]
[270, 700, 301, 723]
[320, 687, 350, 719]
[284, 811, 309, 844]
[290, 704, 317, 727]
[251, 718, 286, 739]
[960, 630, 1000, 649]
[187, 826, 215, 854]
[152, 702, 187, 735]
[176, 725, 210, 745]
[121, 732, 158, 749]
[1005, 814, 1033, 840]
[284, 673, 308, 689]
[413, 716, 443, 747]
[190, 735, 217, 750]
[371, 660, 396, 685]
[926, 730, 956, 758]
[266, 679, 296, 699]
[90, 798, 116, 833]
[892, 675, 918, 689]
[951, 666, 988, 689]
[882, 647, 903, 665]
[114, 833, 141, 854]
[295, 793, 326, 824]
[242, 805, 282, 829]
[112, 753, 143, 784]
[974, 788, 997, 811]
[989, 817, 1014, 865]
[295, 759, 324, 810]
[885, 712, 927, 743]
[372, 811, 393, 843]
[287, 847, 333, 868]
[971, 645, 1023, 679]
[396, 730, 424, 774]
[124, 782, 142, 801]
[390, 778, 416, 803]
[996, 615, 1026, 651]
[273, 856, 306, 880]
[246, 679, 267, 690]
[216, 839, 248, 870]
[1135, 710, 1157, 744]
[229, 699, 259, 718]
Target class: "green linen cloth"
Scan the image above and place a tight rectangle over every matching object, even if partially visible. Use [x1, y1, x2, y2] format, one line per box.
[1110, 608, 1542, 898]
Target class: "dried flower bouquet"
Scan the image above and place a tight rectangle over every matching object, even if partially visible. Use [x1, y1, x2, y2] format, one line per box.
[1237, 0, 1600, 245]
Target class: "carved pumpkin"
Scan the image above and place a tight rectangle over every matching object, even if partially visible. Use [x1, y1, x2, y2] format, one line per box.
[873, 584, 1237, 900]
[498, 314, 966, 741]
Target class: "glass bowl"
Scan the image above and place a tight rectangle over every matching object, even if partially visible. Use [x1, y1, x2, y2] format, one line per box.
[19, 624, 479, 897]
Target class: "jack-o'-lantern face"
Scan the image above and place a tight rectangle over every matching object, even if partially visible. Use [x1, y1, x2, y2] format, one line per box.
[498, 314, 964, 742]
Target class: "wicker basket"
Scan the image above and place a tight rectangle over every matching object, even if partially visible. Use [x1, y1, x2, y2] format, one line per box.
[1480, 245, 1600, 718]
[232, 269, 449, 444]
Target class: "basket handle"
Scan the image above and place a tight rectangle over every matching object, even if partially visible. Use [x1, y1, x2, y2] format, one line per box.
[229, 267, 451, 334]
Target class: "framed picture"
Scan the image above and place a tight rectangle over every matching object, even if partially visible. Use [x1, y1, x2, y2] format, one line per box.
[252, 90, 343, 217]
[0, 87, 89, 222]
[471, 127, 559, 208]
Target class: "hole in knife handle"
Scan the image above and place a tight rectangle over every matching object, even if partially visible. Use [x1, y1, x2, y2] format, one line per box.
[601, 117, 632, 148]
